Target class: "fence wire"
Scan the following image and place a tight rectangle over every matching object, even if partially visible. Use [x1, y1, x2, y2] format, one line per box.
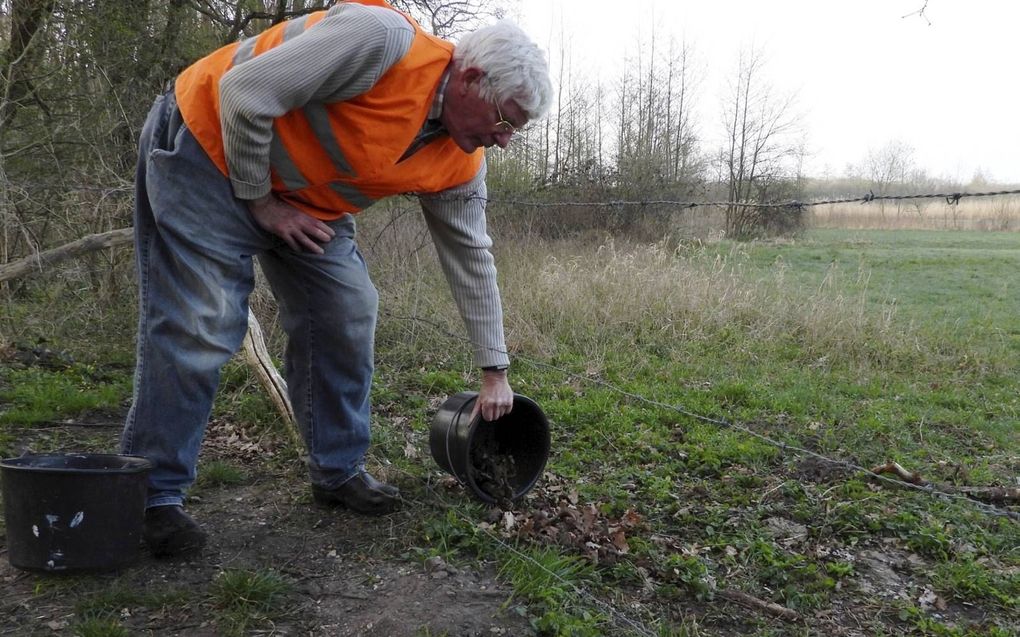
[7, 181, 1020, 213]
[423, 187, 1020, 210]
[382, 310, 1020, 523]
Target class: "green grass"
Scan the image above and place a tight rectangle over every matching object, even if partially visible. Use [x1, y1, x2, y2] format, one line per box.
[368, 226, 1020, 635]
[72, 613, 130, 637]
[214, 361, 287, 430]
[0, 365, 131, 426]
[210, 569, 292, 637]
[195, 459, 250, 489]
[736, 229, 1020, 351]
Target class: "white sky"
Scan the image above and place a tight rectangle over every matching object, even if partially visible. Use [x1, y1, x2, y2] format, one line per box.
[510, 0, 1020, 184]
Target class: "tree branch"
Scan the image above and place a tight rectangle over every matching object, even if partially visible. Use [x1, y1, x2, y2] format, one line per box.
[0, 227, 132, 284]
[870, 461, 1020, 504]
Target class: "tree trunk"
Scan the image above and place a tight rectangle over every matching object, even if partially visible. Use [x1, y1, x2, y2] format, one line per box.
[0, 0, 57, 132]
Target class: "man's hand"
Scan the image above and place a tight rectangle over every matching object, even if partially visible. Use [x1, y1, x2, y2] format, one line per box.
[248, 194, 335, 254]
[471, 369, 513, 422]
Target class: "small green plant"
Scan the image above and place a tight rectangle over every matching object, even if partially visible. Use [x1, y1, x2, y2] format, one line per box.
[418, 509, 482, 560]
[499, 545, 594, 605]
[213, 362, 286, 431]
[210, 569, 292, 637]
[195, 460, 249, 489]
[906, 525, 954, 561]
[72, 611, 130, 637]
[656, 618, 702, 637]
[825, 561, 855, 578]
[73, 583, 192, 628]
[498, 545, 605, 635]
[933, 559, 1018, 609]
[660, 554, 715, 601]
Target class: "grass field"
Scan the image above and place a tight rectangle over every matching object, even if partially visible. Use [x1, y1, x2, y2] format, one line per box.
[371, 223, 1020, 634]
[1, 223, 1018, 635]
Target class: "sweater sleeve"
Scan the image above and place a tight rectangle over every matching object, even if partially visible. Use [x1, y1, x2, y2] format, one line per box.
[418, 161, 510, 368]
[218, 4, 414, 199]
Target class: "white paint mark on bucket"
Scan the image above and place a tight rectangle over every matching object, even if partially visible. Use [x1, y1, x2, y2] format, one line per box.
[70, 511, 85, 528]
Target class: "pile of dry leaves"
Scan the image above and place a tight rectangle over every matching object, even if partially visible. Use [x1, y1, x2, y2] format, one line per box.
[477, 472, 645, 565]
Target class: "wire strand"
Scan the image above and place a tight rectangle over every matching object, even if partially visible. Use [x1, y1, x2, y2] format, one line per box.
[415, 188, 1020, 210]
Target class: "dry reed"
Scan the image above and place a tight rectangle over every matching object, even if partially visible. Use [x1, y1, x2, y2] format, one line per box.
[809, 197, 1020, 232]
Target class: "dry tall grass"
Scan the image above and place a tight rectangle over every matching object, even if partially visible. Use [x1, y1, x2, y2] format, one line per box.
[355, 206, 916, 376]
[497, 238, 907, 370]
[809, 196, 1020, 231]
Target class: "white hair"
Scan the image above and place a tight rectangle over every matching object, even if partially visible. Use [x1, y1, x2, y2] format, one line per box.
[453, 20, 553, 120]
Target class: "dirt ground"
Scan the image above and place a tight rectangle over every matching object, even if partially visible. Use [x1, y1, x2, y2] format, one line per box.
[0, 420, 536, 637]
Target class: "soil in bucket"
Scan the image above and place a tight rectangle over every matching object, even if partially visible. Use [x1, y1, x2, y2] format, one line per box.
[1, 453, 152, 572]
[430, 392, 550, 506]
[469, 421, 518, 507]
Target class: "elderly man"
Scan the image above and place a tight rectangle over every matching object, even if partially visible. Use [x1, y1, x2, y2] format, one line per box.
[121, 0, 552, 557]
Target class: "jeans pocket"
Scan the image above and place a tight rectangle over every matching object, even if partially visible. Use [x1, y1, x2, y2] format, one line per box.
[148, 91, 186, 158]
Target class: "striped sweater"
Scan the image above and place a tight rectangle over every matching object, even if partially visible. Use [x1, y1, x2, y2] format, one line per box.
[216, 2, 508, 368]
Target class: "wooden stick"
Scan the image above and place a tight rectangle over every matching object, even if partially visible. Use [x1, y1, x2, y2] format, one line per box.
[870, 461, 927, 485]
[0, 227, 133, 283]
[870, 461, 1020, 504]
[719, 589, 802, 623]
[241, 309, 303, 453]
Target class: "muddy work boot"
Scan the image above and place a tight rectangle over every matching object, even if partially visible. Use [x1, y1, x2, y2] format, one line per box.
[311, 471, 401, 515]
[143, 505, 207, 558]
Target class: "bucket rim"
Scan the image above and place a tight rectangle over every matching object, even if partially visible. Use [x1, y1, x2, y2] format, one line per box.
[0, 453, 154, 474]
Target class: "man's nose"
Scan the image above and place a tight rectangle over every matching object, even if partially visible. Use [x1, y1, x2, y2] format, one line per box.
[494, 130, 513, 149]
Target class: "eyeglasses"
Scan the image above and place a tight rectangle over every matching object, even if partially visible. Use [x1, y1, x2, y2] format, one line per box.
[494, 101, 517, 135]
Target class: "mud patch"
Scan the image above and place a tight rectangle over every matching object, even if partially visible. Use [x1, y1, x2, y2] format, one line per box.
[0, 453, 535, 636]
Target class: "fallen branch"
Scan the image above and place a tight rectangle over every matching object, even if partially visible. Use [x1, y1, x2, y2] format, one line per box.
[0, 227, 133, 283]
[718, 589, 802, 623]
[954, 486, 1020, 505]
[870, 461, 926, 485]
[870, 461, 1020, 504]
[241, 309, 303, 454]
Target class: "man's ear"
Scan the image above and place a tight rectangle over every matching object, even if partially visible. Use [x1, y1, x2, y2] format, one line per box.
[461, 66, 485, 87]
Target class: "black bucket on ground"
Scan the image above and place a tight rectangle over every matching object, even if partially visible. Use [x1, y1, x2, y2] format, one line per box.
[0, 453, 153, 572]
[430, 392, 551, 504]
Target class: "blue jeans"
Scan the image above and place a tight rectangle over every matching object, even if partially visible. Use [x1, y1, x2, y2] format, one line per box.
[121, 92, 379, 508]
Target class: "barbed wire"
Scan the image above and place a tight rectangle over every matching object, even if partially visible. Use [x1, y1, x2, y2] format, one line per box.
[5, 181, 1019, 210]
[381, 309, 1020, 523]
[423, 188, 1020, 210]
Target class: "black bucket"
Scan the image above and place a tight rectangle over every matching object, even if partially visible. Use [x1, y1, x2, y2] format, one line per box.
[429, 392, 551, 504]
[0, 453, 153, 572]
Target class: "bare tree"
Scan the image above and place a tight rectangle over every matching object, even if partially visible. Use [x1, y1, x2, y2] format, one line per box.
[388, 0, 500, 37]
[613, 31, 702, 196]
[718, 46, 801, 238]
[861, 140, 914, 217]
[0, 0, 57, 132]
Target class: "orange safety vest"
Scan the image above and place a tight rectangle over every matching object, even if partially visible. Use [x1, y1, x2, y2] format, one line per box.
[174, 0, 483, 220]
